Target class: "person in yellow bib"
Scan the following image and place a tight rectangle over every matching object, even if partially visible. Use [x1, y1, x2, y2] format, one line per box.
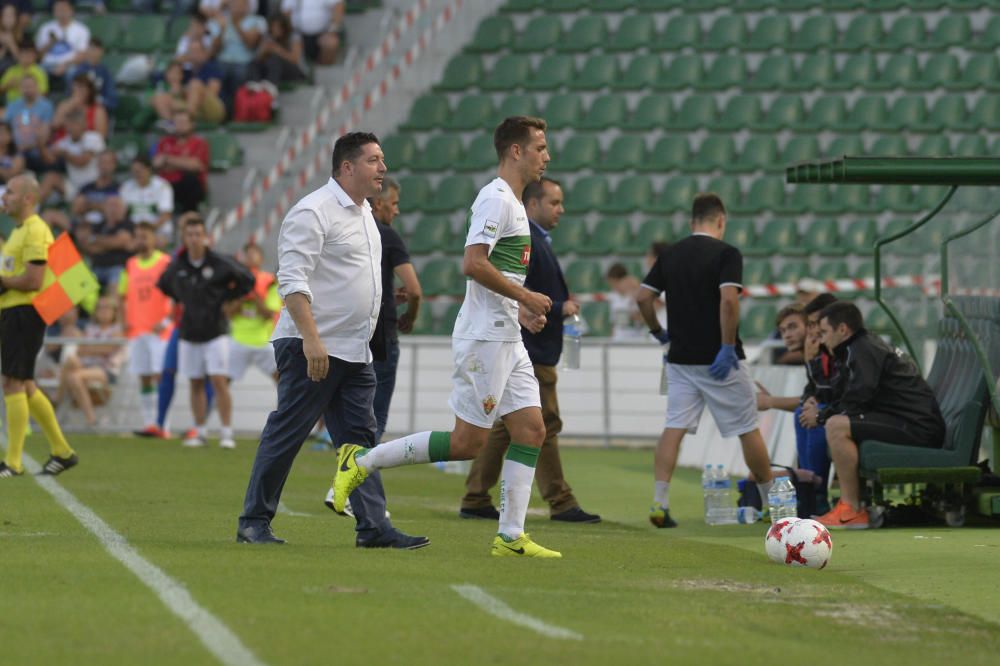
[227, 243, 280, 385]
[0, 174, 78, 478]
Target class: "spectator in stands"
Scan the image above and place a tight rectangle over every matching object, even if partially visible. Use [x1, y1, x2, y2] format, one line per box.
[70, 38, 118, 111]
[809, 301, 946, 530]
[0, 1, 32, 37]
[153, 109, 209, 215]
[120, 155, 175, 247]
[767, 280, 821, 365]
[151, 56, 225, 128]
[175, 11, 219, 72]
[605, 262, 645, 340]
[0, 120, 25, 184]
[55, 295, 125, 430]
[35, 0, 90, 80]
[226, 242, 280, 386]
[282, 0, 344, 66]
[52, 72, 108, 139]
[199, 0, 259, 17]
[40, 109, 105, 204]
[71, 149, 118, 226]
[252, 12, 307, 87]
[0, 3, 24, 72]
[5, 75, 54, 173]
[211, 0, 266, 108]
[0, 40, 46, 104]
[75, 196, 133, 290]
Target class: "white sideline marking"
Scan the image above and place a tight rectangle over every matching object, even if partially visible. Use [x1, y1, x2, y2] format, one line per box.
[16, 452, 268, 666]
[450, 584, 583, 641]
[278, 501, 314, 517]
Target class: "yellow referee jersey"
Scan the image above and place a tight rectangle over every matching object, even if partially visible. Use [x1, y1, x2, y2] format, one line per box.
[0, 213, 53, 309]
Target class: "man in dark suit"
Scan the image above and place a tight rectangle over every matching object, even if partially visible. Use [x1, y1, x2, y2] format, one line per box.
[459, 177, 601, 523]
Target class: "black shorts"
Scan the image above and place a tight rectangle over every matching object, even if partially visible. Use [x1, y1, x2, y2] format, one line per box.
[849, 410, 943, 449]
[0, 304, 47, 380]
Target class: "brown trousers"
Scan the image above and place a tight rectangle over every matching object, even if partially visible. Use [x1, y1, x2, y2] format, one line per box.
[460, 364, 578, 515]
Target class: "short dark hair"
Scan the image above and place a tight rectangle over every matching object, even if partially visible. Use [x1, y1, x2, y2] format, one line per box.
[804, 293, 838, 317]
[331, 131, 380, 177]
[648, 240, 670, 257]
[522, 176, 560, 205]
[243, 241, 263, 255]
[692, 193, 726, 225]
[89, 37, 104, 49]
[606, 263, 628, 280]
[135, 221, 158, 234]
[493, 116, 547, 161]
[132, 154, 152, 170]
[18, 39, 35, 52]
[180, 212, 206, 230]
[776, 303, 806, 327]
[820, 301, 864, 333]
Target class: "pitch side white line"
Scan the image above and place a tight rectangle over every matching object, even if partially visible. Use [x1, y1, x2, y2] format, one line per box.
[16, 452, 267, 666]
[278, 501, 314, 517]
[450, 584, 583, 641]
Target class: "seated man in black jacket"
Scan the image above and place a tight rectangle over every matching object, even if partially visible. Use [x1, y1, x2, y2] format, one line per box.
[807, 301, 945, 529]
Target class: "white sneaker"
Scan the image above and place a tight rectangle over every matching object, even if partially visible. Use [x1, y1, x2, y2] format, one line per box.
[182, 435, 207, 448]
[219, 437, 236, 449]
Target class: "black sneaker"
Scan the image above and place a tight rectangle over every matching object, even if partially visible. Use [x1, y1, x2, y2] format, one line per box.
[0, 462, 23, 478]
[39, 454, 79, 476]
[649, 505, 678, 528]
[459, 505, 500, 520]
[356, 528, 430, 550]
[236, 524, 287, 544]
[551, 507, 602, 524]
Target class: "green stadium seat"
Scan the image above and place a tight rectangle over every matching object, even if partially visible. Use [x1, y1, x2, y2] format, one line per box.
[775, 260, 809, 285]
[600, 135, 646, 172]
[926, 15, 971, 51]
[916, 54, 960, 91]
[566, 175, 609, 213]
[705, 176, 742, 211]
[637, 0, 683, 9]
[778, 185, 826, 215]
[410, 135, 464, 172]
[205, 132, 242, 171]
[397, 176, 432, 213]
[788, 15, 836, 52]
[716, 96, 761, 131]
[83, 14, 121, 46]
[548, 0, 588, 11]
[880, 15, 924, 51]
[672, 94, 717, 130]
[592, 0, 636, 10]
[500, 0, 538, 10]
[121, 15, 167, 53]
[953, 135, 988, 157]
[752, 95, 804, 131]
[581, 301, 611, 337]
[912, 135, 949, 157]
[746, 15, 790, 51]
[697, 54, 745, 91]
[787, 52, 836, 91]
[601, 178, 654, 215]
[803, 218, 845, 256]
[798, 96, 846, 131]
[959, 96, 999, 131]
[870, 135, 908, 157]
[915, 97, 963, 133]
[689, 136, 736, 171]
[654, 15, 700, 51]
[836, 95, 887, 131]
[911, 185, 952, 212]
[825, 135, 865, 158]
[399, 94, 449, 131]
[102, 52, 127, 82]
[624, 219, 676, 255]
[524, 54, 575, 91]
[481, 54, 532, 91]
[813, 259, 849, 282]
[738, 177, 784, 215]
[646, 176, 697, 214]
[380, 134, 417, 170]
[839, 15, 882, 51]
[437, 55, 483, 91]
[557, 15, 607, 53]
[497, 93, 538, 120]
[466, 16, 514, 53]
[870, 53, 919, 90]
[876, 95, 927, 132]
[455, 135, 496, 172]
[513, 16, 561, 52]
[425, 175, 476, 214]
[654, 54, 703, 91]
[543, 93, 584, 130]
[829, 53, 877, 90]
[876, 187, 916, 214]
[958, 54, 1000, 91]
[564, 260, 604, 293]
[444, 94, 494, 131]
[569, 55, 619, 91]
[577, 217, 632, 254]
[614, 54, 661, 91]
[699, 15, 745, 51]
[624, 94, 672, 131]
[113, 94, 154, 132]
[730, 136, 777, 173]
[842, 219, 876, 255]
[780, 136, 820, 165]
[742, 304, 778, 340]
[554, 134, 600, 171]
[420, 258, 464, 297]
[724, 219, 756, 252]
[167, 17, 189, 45]
[432, 302, 464, 336]
[969, 15, 1000, 51]
[107, 132, 147, 171]
[640, 135, 689, 172]
[550, 217, 588, 255]
[817, 184, 872, 215]
[742, 260, 773, 290]
[608, 15, 654, 51]
[406, 216, 454, 254]
[746, 54, 793, 92]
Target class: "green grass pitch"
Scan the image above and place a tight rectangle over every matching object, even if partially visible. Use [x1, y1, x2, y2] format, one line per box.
[3, 434, 1000, 665]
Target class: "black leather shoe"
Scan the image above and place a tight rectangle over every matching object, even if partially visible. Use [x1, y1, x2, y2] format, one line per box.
[551, 507, 602, 524]
[236, 525, 287, 544]
[459, 505, 500, 520]
[356, 528, 430, 550]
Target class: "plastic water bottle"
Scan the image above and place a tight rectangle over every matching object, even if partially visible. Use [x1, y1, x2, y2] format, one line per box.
[701, 465, 715, 524]
[658, 349, 669, 395]
[768, 476, 798, 523]
[713, 465, 738, 524]
[737, 506, 761, 524]
[561, 314, 582, 370]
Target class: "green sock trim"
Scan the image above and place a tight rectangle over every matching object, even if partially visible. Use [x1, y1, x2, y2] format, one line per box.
[428, 431, 451, 462]
[141, 385, 155, 394]
[505, 442, 539, 468]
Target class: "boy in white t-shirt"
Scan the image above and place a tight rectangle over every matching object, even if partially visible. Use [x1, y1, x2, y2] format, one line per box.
[35, 0, 90, 77]
[119, 155, 175, 246]
[41, 110, 104, 202]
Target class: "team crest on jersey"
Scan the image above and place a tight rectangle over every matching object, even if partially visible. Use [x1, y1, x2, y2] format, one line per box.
[484, 220, 498, 238]
[520, 245, 531, 265]
[483, 394, 497, 415]
[1, 255, 13, 272]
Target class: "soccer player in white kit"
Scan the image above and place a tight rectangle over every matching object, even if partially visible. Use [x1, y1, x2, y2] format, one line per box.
[330, 117, 561, 558]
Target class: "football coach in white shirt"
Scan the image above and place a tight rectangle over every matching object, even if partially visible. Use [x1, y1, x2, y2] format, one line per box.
[237, 132, 428, 549]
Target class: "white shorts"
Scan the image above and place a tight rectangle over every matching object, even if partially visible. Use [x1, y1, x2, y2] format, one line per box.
[228, 341, 277, 381]
[449, 338, 541, 428]
[665, 361, 759, 438]
[128, 334, 167, 377]
[178, 336, 230, 379]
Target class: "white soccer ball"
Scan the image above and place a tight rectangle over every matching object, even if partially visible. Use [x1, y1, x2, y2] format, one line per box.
[781, 518, 833, 570]
[764, 517, 800, 563]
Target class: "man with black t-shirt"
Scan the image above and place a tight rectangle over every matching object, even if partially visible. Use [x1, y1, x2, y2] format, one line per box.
[637, 193, 773, 528]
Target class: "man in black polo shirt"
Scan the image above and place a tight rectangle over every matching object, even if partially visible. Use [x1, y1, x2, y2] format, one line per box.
[637, 193, 773, 527]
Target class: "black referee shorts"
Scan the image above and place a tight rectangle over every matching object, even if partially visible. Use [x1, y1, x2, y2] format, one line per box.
[0, 304, 47, 380]
[849, 410, 943, 449]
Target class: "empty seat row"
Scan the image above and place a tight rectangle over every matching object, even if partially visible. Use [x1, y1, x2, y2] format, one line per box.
[470, 13, 999, 55]
[502, 0, 990, 15]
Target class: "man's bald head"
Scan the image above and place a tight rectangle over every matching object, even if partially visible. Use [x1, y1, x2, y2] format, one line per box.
[2, 174, 40, 221]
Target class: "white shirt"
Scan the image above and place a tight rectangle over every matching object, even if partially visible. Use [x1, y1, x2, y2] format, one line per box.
[453, 177, 530, 342]
[272, 177, 382, 364]
[36, 19, 91, 69]
[119, 175, 174, 224]
[55, 130, 105, 189]
[282, 0, 343, 35]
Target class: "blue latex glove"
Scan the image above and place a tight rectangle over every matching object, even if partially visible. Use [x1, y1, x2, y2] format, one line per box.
[709, 344, 739, 381]
[650, 328, 670, 345]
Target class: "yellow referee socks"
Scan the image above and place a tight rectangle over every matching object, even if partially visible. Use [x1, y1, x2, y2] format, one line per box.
[3, 393, 29, 473]
[27, 390, 74, 459]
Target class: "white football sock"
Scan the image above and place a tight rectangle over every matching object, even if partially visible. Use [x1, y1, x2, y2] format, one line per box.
[497, 444, 540, 539]
[140, 391, 157, 428]
[654, 480, 670, 508]
[357, 431, 432, 471]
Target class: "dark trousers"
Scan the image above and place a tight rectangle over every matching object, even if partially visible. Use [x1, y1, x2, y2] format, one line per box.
[461, 364, 578, 515]
[253, 55, 308, 86]
[239, 338, 391, 537]
[372, 339, 400, 443]
[171, 172, 206, 214]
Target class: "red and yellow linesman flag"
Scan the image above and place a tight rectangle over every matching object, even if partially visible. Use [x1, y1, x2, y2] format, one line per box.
[32, 233, 100, 325]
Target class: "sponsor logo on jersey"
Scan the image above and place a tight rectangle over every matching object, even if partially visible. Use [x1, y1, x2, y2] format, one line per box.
[484, 220, 498, 238]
